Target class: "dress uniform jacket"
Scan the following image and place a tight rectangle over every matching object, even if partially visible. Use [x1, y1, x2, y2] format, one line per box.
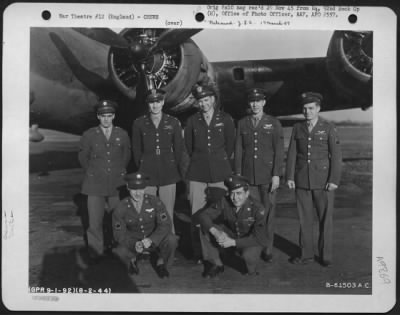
[132, 114, 183, 186]
[196, 195, 268, 249]
[184, 110, 235, 183]
[79, 126, 131, 196]
[112, 194, 172, 249]
[286, 118, 342, 189]
[235, 114, 284, 185]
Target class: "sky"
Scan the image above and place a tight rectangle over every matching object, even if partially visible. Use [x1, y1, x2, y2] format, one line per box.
[191, 29, 372, 122]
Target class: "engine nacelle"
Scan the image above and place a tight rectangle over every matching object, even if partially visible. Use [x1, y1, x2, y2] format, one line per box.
[326, 31, 372, 109]
[108, 29, 208, 113]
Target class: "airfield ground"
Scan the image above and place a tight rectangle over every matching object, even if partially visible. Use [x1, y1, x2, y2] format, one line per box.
[28, 126, 372, 294]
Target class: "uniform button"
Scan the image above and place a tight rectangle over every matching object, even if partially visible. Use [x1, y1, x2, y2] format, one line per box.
[107, 144, 110, 147]
[254, 155, 258, 159]
[308, 145, 311, 148]
[156, 139, 159, 142]
[254, 147, 258, 151]
[207, 130, 210, 133]
[254, 132, 257, 135]
[107, 168, 111, 171]
[308, 138, 311, 141]
[156, 133, 159, 136]
[307, 160, 310, 163]
[108, 160, 111, 162]
[139, 218, 142, 221]
[156, 145, 160, 149]
[107, 152, 110, 155]
[208, 143, 211, 146]
[141, 225, 144, 228]
[308, 152, 311, 155]
[207, 136, 210, 139]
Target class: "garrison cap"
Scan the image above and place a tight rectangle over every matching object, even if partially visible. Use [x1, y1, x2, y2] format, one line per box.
[224, 174, 250, 191]
[124, 172, 149, 190]
[247, 88, 266, 101]
[300, 92, 323, 106]
[96, 100, 117, 114]
[146, 89, 166, 103]
[192, 83, 216, 100]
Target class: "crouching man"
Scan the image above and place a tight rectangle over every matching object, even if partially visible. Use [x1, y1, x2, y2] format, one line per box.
[195, 175, 268, 278]
[112, 172, 177, 278]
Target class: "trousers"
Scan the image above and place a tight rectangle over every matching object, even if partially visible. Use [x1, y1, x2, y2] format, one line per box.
[87, 195, 120, 256]
[249, 185, 277, 255]
[112, 233, 178, 268]
[188, 181, 227, 260]
[145, 184, 176, 233]
[296, 189, 334, 261]
[202, 227, 262, 273]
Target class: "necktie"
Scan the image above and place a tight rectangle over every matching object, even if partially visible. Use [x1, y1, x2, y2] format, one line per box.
[252, 117, 259, 128]
[105, 128, 111, 140]
[307, 121, 313, 132]
[204, 114, 211, 125]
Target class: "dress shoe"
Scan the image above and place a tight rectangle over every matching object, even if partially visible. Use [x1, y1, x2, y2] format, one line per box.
[203, 264, 224, 278]
[290, 257, 314, 265]
[320, 260, 333, 268]
[261, 252, 273, 263]
[129, 259, 139, 275]
[155, 264, 170, 278]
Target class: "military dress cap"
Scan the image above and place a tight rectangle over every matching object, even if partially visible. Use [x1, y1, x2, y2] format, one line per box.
[300, 92, 323, 106]
[96, 100, 117, 114]
[192, 83, 216, 100]
[124, 172, 149, 189]
[224, 174, 250, 191]
[146, 88, 166, 103]
[247, 88, 266, 101]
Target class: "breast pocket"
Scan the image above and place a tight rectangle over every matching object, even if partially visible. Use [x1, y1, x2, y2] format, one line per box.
[315, 133, 328, 142]
[241, 131, 251, 146]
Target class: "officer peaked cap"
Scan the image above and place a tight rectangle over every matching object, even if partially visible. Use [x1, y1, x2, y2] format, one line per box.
[192, 83, 216, 100]
[300, 92, 323, 106]
[96, 100, 117, 114]
[224, 174, 250, 191]
[247, 88, 266, 101]
[125, 172, 149, 189]
[146, 89, 166, 103]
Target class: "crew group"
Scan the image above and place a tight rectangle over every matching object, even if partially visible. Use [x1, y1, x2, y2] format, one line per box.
[78, 82, 342, 279]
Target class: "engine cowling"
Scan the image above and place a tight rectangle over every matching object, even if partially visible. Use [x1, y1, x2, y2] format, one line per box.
[108, 29, 208, 113]
[326, 31, 373, 109]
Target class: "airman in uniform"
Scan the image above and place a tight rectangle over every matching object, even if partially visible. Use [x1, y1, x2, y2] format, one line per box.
[286, 92, 342, 267]
[131, 89, 184, 234]
[112, 172, 177, 278]
[78, 100, 131, 261]
[184, 82, 235, 260]
[234, 88, 284, 263]
[194, 175, 267, 277]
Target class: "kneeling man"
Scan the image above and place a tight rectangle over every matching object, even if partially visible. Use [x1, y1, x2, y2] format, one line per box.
[195, 175, 267, 277]
[112, 172, 177, 278]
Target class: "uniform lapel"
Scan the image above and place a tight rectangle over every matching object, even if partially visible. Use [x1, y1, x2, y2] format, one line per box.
[300, 120, 309, 135]
[257, 113, 268, 131]
[209, 110, 219, 128]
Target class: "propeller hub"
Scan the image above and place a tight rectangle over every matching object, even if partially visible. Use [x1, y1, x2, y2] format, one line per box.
[129, 43, 149, 60]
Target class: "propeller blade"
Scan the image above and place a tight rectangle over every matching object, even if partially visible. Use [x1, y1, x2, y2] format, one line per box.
[149, 29, 202, 53]
[72, 28, 130, 49]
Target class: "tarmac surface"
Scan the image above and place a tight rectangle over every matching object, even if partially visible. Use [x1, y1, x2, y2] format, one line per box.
[28, 126, 372, 294]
